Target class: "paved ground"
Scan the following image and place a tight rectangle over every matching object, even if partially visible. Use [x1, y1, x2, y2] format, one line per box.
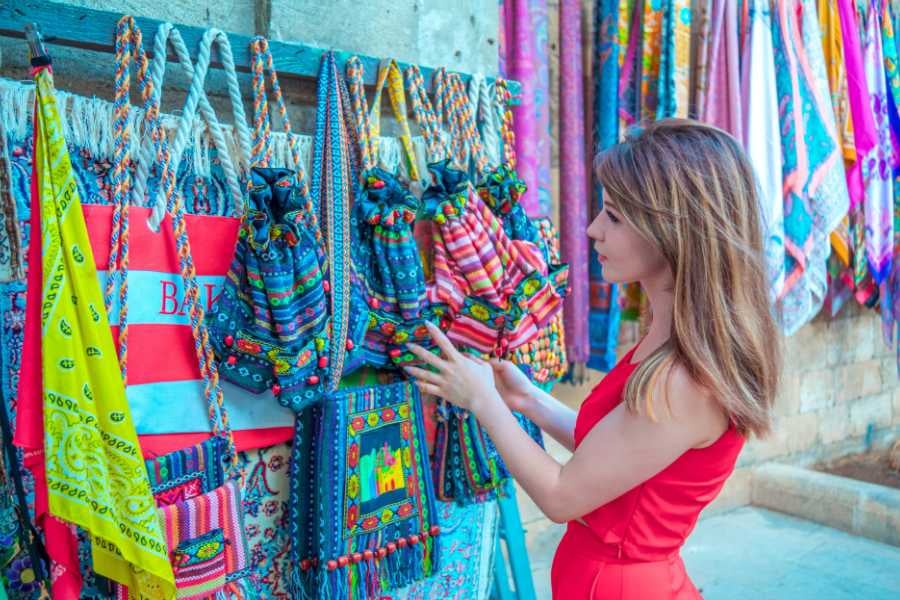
[520, 504, 900, 599]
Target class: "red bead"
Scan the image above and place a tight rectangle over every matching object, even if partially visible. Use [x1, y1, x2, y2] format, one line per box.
[272, 384, 282, 396]
[300, 559, 311, 571]
[337, 555, 349, 568]
[409, 534, 420, 545]
[386, 542, 397, 554]
[369, 297, 380, 309]
[388, 348, 402, 360]
[363, 550, 374, 561]
[322, 280, 331, 293]
[326, 560, 338, 571]
[346, 339, 355, 350]
[371, 179, 386, 189]
[224, 335, 234, 347]
[397, 538, 408, 549]
[318, 356, 328, 369]
[227, 355, 237, 366]
[351, 552, 363, 564]
[377, 547, 387, 559]
[307, 375, 320, 385]
[430, 525, 441, 536]
[371, 213, 381, 225]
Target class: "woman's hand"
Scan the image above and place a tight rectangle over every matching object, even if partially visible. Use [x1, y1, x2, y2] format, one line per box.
[403, 321, 504, 417]
[490, 359, 538, 414]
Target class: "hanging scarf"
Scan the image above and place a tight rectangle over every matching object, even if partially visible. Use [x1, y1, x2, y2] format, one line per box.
[743, 0, 786, 302]
[862, 0, 895, 285]
[499, 0, 553, 217]
[701, 0, 743, 138]
[588, 0, 623, 372]
[771, 0, 849, 334]
[818, 0, 858, 315]
[839, 0, 880, 304]
[559, 0, 589, 365]
[32, 64, 174, 599]
[878, 0, 900, 364]
[640, 0, 692, 121]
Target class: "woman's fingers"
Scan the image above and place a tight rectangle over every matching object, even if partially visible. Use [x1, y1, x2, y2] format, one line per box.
[414, 381, 443, 398]
[424, 321, 459, 361]
[403, 365, 444, 385]
[406, 342, 447, 370]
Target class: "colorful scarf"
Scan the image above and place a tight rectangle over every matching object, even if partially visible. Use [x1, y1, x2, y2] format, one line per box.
[742, 0, 785, 302]
[701, 0, 743, 138]
[499, 0, 553, 217]
[839, 0, 880, 305]
[558, 0, 590, 365]
[878, 0, 900, 366]
[771, 0, 849, 334]
[588, 0, 623, 372]
[818, 0, 858, 315]
[32, 64, 174, 598]
[862, 0, 895, 286]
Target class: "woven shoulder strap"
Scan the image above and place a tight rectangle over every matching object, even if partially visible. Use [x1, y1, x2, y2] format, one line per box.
[469, 75, 502, 170]
[311, 52, 359, 390]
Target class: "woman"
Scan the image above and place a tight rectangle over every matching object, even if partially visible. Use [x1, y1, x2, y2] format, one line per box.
[404, 119, 782, 599]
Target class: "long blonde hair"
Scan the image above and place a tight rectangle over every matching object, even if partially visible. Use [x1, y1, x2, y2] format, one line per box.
[595, 119, 781, 438]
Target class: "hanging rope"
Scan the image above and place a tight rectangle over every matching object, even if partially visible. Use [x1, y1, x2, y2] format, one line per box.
[106, 16, 152, 382]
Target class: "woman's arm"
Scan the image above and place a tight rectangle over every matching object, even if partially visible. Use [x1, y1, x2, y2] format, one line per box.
[406, 322, 725, 524]
[517, 384, 578, 452]
[487, 359, 579, 451]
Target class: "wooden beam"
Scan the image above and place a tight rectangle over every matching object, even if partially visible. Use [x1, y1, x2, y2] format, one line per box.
[0, 0, 520, 98]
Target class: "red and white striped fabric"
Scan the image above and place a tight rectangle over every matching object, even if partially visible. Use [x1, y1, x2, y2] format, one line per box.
[84, 204, 293, 456]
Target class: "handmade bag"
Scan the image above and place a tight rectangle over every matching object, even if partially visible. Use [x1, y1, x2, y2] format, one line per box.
[406, 66, 562, 357]
[299, 379, 441, 600]
[345, 57, 441, 369]
[488, 79, 569, 385]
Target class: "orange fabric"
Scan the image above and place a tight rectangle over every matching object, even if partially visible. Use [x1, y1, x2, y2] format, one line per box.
[550, 346, 744, 598]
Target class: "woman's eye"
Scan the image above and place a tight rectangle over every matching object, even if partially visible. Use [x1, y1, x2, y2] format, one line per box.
[606, 209, 620, 224]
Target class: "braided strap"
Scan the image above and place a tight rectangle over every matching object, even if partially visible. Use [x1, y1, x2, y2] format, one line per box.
[495, 78, 517, 169]
[106, 16, 153, 382]
[404, 64, 446, 161]
[249, 36, 320, 241]
[370, 59, 420, 181]
[469, 75, 502, 171]
[448, 72, 490, 176]
[345, 56, 377, 172]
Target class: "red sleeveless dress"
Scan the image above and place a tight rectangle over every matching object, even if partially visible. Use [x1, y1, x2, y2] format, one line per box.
[550, 347, 745, 599]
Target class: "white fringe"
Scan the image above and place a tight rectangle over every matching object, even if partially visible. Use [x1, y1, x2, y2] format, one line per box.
[0, 76, 436, 182]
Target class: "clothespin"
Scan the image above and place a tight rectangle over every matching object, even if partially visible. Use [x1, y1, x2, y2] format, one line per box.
[24, 22, 50, 65]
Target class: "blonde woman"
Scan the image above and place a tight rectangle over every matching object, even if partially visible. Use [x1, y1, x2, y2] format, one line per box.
[405, 119, 781, 599]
